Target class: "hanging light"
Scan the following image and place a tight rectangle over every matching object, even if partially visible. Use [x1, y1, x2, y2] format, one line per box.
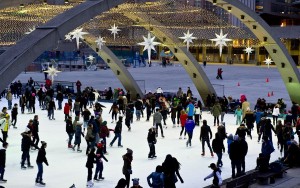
[213, 0, 217, 5]
[20, 4, 25, 8]
[64, 0, 69, 4]
[227, 6, 232, 12]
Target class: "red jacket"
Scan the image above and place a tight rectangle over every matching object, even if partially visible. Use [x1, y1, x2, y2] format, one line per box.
[64, 103, 70, 114]
[180, 113, 188, 127]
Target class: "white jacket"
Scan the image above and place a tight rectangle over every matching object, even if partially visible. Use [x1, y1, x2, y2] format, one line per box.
[272, 107, 280, 116]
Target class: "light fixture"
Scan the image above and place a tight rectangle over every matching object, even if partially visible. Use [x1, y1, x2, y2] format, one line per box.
[227, 6, 232, 12]
[96, 48, 99, 52]
[281, 62, 285, 68]
[193, 73, 197, 78]
[213, 0, 217, 5]
[252, 25, 257, 29]
[174, 48, 178, 53]
[64, 0, 69, 4]
[107, 59, 111, 63]
[288, 77, 292, 83]
[273, 49, 277, 53]
[20, 4, 25, 8]
[117, 70, 120, 75]
[163, 37, 166, 42]
[241, 15, 245, 20]
[263, 37, 267, 42]
[184, 60, 188, 65]
[149, 27, 153, 31]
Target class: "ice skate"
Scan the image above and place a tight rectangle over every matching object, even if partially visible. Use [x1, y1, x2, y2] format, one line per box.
[86, 180, 94, 187]
[21, 165, 27, 170]
[27, 165, 34, 169]
[0, 179, 7, 183]
[172, 124, 176, 128]
[99, 177, 105, 181]
[179, 136, 182, 139]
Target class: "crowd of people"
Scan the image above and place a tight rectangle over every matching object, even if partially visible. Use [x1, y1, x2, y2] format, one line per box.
[0, 77, 300, 188]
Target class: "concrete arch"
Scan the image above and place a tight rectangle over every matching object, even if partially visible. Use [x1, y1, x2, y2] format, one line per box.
[123, 12, 216, 102]
[206, 0, 300, 104]
[0, 0, 143, 100]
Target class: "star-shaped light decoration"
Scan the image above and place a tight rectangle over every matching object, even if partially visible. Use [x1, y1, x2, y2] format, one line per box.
[65, 33, 72, 41]
[70, 28, 88, 50]
[264, 57, 273, 68]
[43, 66, 61, 83]
[179, 30, 197, 50]
[87, 55, 95, 62]
[25, 27, 35, 34]
[108, 23, 121, 41]
[243, 46, 254, 60]
[210, 29, 232, 57]
[95, 36, 106, 50]
[138, 32, 161, 63]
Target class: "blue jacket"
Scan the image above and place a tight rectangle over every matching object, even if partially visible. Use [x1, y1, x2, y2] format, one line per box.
[186, 103, 195, 117]
[185, 119, 195, 133]
[147, 172, 164, 188]
[261, 140, 275, 156]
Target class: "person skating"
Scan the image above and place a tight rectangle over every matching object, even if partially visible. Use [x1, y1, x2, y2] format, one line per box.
[153, 108, 164, 138]
[110, 116, 123, 147]
[32, 115, 40, 150]
[204, 163, 222, 188]
[147, 127, 157, 159]
[47, 98, 56, 120]
[86, 148, 96, 187]
[123, 148, 133, 188]
[185, 118, 195, 147]
[194, 104, 201, 126]
[0, 142, 8, 183]
[162, 154, 184, 188]
[35, 141, 48, 186]
[11, 103, 18, 128]
[94, 142, 108, 181]
[229, 135, 242, 178]
[216, 68, 223, 80]
[109, 102, 119, 123]
[66, 116, 74, 148]
[212, 133, 225, 167]
[1, 114, 11, 143]
[179, 110, 187, 139]
[73, 117, 84, 152]
[200, 120, 214, 157]
[21, 131, 34, 169]
[131, 178, 143, 188]
[85, 124, 95, 155]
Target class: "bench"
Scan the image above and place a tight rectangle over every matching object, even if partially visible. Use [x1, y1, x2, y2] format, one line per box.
[226, 170, 258, 188]
[256, 166, 289, 185]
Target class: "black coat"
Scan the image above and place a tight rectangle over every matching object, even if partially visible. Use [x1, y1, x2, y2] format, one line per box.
[212, 138, 225, 153]
[21, 133, 32, 151]
[200, 125, 212, 140]
[229, 141, 243, 160]
[86, 152, 96, 168]
[147, 130, 156, 144]
[32, 119, 39, 135]
[114, 121, 122, 134]
[66, 119, 74, 134]
[36, 147, 48, 165]
[239, 139, 248, 158]
[0, 148, 6, 167]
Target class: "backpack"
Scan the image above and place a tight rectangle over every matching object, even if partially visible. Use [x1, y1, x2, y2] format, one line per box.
[269, 161, 283, 173]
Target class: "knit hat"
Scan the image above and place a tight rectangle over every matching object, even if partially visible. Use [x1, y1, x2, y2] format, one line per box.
[41, 141, 47, 146]
[208, 163, 216, 168]
[127, 148, 133, 154]
[132, 178, 139, 186]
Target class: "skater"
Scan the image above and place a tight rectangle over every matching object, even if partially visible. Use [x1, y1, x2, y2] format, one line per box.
[229, 135, 242, 178]
[1, 114, 11, 143]
[82, 107, 91, 132]
[36, 141, 48, 186]
[94, 142, 108, 181]
[204, 163, 222, 188]
[11, 103, 18, 128]
[64, 103, 70, 121]
[32, 115, 40, 149]
[85, 124, 95, 155]
[123, 148, 133, 188]
[216, 68, 223, 80]
[185, 118, 195, 147]
[147, 165, 164, 188]
[200, 120, 214, 157]
[73, 117, 84, 152]
[234, 106, 242, 125]
[0, 142, 8, 183]
[153, 108, 164, 138]
[194, 104, 201, 126]
[109, 102, 119, 123]
[99, 121, 110, 154]
[21, 131, 34, 169]
[212, 133, 225, 167]
[116, 178, 127, 188]
[162, 154, 184, 188]
[47, 98, 56, 120]
[147, 127, 157, 159]
[110, 116, 123, 147]
[211, 101, 222, 126]
[179, 110, 187, 139]
[86, 148, 96, 187]
[66, 116, 74, 148]
[145, 99, 152, 121]
[170, 104, 177, 127]
[131, 178, 143, 188]
[261, 135, 275, 166]
[125, 106, 132, 131]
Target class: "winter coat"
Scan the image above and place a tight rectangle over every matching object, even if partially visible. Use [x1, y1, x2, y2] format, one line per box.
[109, 104, 119, 114]
[147, 172, 164, 188]
[212, 136, 225, 153]
[243, 112, 255, 129]
[185, 119, 195, 133]
[66, 119, 74, 134]
[21, 133, 32, 151]
[135, 100, 143, 111]
[82, 109, 91, 121]
[261, 140, 275, 156]
[200, 125, 212, 140]
[180, 114, 188, 127]
[229, 141, 243, 160]
[0, 146, 6, 167]
[32, 119, 39, 135]
[211, 103, 222, 117]
[86, 151, 96, 168]
[186, 103, 195, 117]
[240, 139, 248, 158]
[36, 147, 48, 165]
[85, 126, 95, 142]
[73, 101, 80, 112]
[95, 147, 108, 164]
[234, 109, 242, 117]
[272, 107, 280, 116]
[74, 124, 83, 145]
[99, 125, 109, 138]
[11, 106, 18, 117]
[122, 153, 133, 175]
[147, 130, 156, 144]
[235, 126, 249, 139]
[64, 103, 70, 114]
[153, 112, 163, 125]
[56, 92, 64, 101]
[114, 121, 122, 134]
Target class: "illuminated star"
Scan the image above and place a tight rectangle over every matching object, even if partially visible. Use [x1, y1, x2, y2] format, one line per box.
[44, 66, 61, 83]
[95, 36, 106, 50]
[65, 33, 72, 41]
[179, 30, 197, 50]
[264, 57, 273, 68]
[138, 32, 161, 63]
[87, 55, 95, 62]
[70, 28, 88, 50]
[210, 29, 232, 57]
[108, 23, 121, 41]
[244, 46, 254, 56]
[25, 27, 35, 34]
